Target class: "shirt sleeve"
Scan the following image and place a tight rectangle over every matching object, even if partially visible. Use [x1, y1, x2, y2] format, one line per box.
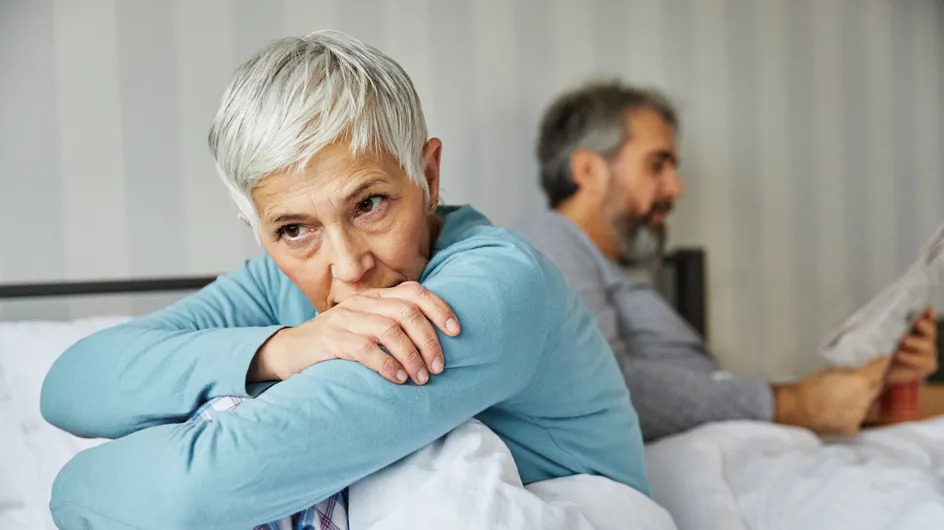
[49, 245, 549, 530]
[40, 257, 287, 440]
[541, 232, 774, 441]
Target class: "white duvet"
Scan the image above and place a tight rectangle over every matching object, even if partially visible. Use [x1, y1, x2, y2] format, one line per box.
[0, 317, 675, 530]
[351, 419, 675, 530]
[645, 419, 944, 530]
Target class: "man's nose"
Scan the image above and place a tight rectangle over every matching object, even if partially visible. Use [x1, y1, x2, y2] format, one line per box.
[327, 231, 374, 284]
[662, 168, 684, 200]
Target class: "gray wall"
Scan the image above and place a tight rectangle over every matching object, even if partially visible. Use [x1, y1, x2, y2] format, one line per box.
[1, 0, 942, 378]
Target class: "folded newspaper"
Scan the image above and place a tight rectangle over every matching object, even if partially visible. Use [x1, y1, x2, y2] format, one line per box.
[820, 223, 944, 368]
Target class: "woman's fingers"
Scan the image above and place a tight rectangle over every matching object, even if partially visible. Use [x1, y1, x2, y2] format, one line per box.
[344, 335, 408, 384]
[344, 312, 429, 385]
[374, 282, 461, 337]
[350, 290, 447, 376]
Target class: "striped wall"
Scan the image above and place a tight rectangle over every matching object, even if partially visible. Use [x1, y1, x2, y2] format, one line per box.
[1, 0, 942, 378]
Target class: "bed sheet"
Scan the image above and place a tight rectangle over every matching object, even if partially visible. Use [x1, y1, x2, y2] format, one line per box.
[645, 419, 944, 530]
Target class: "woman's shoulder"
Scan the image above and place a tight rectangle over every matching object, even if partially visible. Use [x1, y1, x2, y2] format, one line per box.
[426, 206, 550, 285]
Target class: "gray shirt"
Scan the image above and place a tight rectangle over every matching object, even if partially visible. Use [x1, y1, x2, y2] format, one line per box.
[513, 210, 774, 441]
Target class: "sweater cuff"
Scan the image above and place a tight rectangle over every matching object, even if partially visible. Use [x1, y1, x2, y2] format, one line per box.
[223, 325, 287, 398]
[734, 376, 776, 422]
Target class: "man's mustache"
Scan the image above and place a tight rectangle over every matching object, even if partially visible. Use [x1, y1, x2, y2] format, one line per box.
[644, 200, 674, 223]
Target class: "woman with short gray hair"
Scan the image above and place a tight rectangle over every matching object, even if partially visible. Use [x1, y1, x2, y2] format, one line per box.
[42, 31, 649, 529]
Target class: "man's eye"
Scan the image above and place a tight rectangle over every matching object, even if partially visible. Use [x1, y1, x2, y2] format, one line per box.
[356, 195, 385, 215]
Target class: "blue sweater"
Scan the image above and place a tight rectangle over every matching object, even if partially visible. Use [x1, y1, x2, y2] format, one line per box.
[42, 205, 649, 529]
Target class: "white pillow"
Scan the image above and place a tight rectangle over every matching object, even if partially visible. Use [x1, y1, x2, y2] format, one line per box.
[0, 316, 130, 530]
[0, 362, 48, 530]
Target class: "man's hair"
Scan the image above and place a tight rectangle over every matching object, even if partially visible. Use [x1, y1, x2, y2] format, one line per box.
[536, 81, 678, 208]
[208, 30, 428, 233]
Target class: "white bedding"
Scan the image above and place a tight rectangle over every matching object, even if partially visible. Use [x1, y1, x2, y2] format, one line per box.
[0, 318, 675, 530]
[646, 419, 944, 530]
[351, 419, 675, 530]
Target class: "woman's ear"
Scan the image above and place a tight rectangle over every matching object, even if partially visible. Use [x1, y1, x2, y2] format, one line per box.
[422, 138, 443, 209]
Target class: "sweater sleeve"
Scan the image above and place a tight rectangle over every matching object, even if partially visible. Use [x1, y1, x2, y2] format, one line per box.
[40, 257, 287, 439]
[607, 282, 774, 440]
[534, 228, 774, 441]
[49, 245, 548, 530]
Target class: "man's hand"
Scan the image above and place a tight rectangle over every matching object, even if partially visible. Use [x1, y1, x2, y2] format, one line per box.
[887, 306, 938, 384]
[773, 356, 890, 436]
[250, 282, 461, 385]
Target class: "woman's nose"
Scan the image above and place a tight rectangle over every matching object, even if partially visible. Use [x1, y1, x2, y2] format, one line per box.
[327, 233, 374, 284]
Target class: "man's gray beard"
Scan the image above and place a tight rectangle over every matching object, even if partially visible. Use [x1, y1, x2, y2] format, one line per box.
[617, 220, 666, 269]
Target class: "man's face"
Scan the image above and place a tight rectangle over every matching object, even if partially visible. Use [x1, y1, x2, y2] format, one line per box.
[602, 108, 682, 265]
[251, 140, 441, 312]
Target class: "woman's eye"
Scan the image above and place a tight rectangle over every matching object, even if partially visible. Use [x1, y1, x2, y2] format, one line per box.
[281, 225, 307, 240]
[356, 195, 385, 215]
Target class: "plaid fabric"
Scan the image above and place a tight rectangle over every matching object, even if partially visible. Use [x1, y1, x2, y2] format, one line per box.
[187, 396, 349, 530]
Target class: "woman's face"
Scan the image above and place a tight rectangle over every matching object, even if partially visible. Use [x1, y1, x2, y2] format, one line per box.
[251, 139, 442, 312]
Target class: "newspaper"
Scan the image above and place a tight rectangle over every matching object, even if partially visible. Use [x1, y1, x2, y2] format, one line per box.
[819, 223, 944, 368]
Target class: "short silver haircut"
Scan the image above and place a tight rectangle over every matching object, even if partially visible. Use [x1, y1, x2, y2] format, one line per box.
[537, 81, 678, 208]
[208, 30, 429, 233]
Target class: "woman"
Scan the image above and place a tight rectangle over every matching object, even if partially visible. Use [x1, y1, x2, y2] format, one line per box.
[41, 31, 648, 529]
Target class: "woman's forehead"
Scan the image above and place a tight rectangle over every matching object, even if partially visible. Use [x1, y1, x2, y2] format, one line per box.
[252, 144, 405, 222]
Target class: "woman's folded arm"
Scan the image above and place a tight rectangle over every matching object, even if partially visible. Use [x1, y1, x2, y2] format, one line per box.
[40, 257, 286, 439]
[49, 246, 549, 530]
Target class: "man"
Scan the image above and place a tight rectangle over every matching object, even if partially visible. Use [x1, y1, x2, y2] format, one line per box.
[513, 81, 939, 441]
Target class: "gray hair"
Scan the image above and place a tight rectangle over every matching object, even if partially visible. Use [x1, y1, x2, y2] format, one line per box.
[208, 30, 429, 233]
[536, 81, 678, 208]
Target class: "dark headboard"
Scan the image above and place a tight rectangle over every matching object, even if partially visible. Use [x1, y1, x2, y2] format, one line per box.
[662, 248, 707, 339]
[0, 276, 217, 300]
[0, 250, 709, 338]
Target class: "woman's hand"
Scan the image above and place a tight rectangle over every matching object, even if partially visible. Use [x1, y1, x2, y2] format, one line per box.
[886, 306, 938, 384]
[250, 282, 461, 385]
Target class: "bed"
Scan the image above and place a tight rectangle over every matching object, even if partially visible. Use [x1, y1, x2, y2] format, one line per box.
[645, 414, 944, 530]
[0, 252, 706, 530]
[641, 251, 944, 530]
[6, 250, 944, 530]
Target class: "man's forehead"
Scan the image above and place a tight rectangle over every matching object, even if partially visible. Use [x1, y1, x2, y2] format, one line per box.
[624, 107, 676, 147]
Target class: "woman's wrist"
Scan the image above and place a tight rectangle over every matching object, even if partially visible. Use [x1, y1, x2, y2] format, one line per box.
[248, 327, 292, 383]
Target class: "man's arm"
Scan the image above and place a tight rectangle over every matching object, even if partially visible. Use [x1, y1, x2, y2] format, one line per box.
[40, 257, 287, 439]
[607, 283, 775, 439]
[50, 246, 547, 530]
[535, 232, 773, 441]
[617, 356, 773, 440]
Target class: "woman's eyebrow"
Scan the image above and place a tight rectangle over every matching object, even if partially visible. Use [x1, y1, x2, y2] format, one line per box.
[269, 213, 309, 224]
[341, 176, 389, 203]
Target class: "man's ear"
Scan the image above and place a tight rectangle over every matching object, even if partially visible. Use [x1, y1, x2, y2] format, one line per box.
[422, 137, 443, 210]
[569, 148, 608, 195]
